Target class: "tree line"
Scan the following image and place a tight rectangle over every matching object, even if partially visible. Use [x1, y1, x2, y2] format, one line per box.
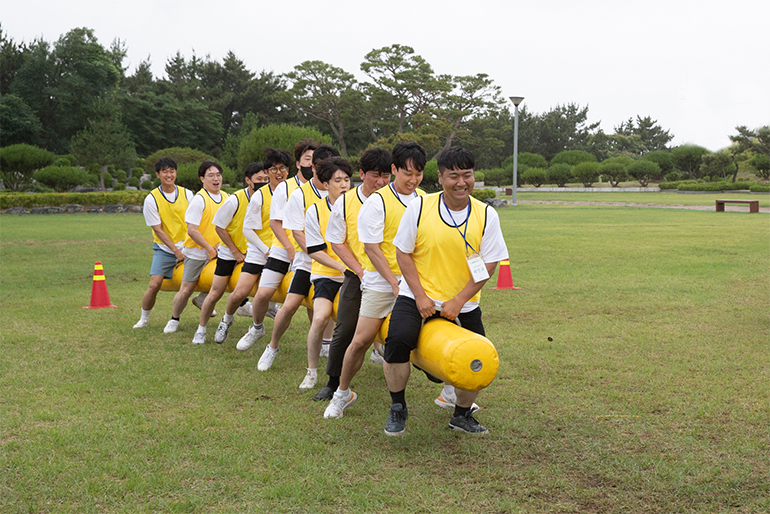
[1, 25, 768, 191]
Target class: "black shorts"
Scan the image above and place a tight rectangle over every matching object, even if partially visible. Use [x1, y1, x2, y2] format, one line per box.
[288, 269, 312, 296]
[312, 278, 343, 302]
[214, 258, 237, 277]
[241, 262, 264, 275]
[384, 296, 485, 364]
[264, 257, 290, 275]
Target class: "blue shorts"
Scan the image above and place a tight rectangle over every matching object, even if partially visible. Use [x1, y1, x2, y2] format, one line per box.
[150, 243, 179, 279]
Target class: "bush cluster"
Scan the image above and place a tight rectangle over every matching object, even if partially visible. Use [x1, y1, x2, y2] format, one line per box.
[470, 189, 496, 201]
[677, 182, 754, 191]
[0, 191, 149, 209]
[33, 166, 90, 192]
[749, 184, 770, 192]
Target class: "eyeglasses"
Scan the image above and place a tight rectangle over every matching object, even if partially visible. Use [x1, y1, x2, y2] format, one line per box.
[268, 166, 288, 174]
[204, 172, 222, 179]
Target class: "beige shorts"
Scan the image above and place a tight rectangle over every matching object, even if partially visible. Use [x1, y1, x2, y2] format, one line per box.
[359, 288, 397, 319]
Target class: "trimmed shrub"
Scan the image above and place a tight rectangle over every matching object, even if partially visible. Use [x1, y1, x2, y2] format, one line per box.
[53, 156, 72, 167]
[421, 160, 439, 192]
[114, 182, 126, 191]
[238, 124, 332, 171]
[523, 167, 547, 187]
[474, 171, 485, 182]
[143, 147, 215, 175]
[0, 190, 149, 209]
[665, 171, 684, 182]
[484, 168, 507, 187]
[128, 177, 140, 188]
[153, 177, 161, 188]
[627, 160, 661, 187]
[141, 180, 153, 190]
[470, 189, 496, 201]
[641, 150, 674, 174]
[678, 181, 753, 191]
[102, 172, 114, 186]
[551, 150, 597, 167]
[546, 163, 573, 187]
[113, 169, 127, 183]
[0, 144, 56, 191]
[658, 180, 698, 190]
[600, 162, 627, 187]
[33, 166, 91, 192]
[572, 162, 601, 187]
[749, 183, 770, 192]
[748, 154, 770, 180]
[517, 152, 548, 169]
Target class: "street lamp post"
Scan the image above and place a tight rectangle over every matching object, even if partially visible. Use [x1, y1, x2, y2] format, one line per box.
[509, 96, 524, 206]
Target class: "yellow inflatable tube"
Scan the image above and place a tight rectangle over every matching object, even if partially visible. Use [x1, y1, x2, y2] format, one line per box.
[377, 316, 499, 392]
[160, 261, 315, 310]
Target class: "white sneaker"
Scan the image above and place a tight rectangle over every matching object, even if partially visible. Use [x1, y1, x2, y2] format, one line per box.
[214, 317, 233, 344]
[192, 330, 206, 345]
[163, 319, 179, 333]
[319, 342, 330, 358]
[299, 369, 318, 390]
[192, 293, 216, 317]
[236, 301, 253, 317]
[369, 348, 383, 366]
[257, 345, 279, 371]
[434, 391, 480, 413]
[133, 318, 149, 329]
[236, 324, 265, 351]
[324, 390, 357, 419]
[266, 301, 280, 320]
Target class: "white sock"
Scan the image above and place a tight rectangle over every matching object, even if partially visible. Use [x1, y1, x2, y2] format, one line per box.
[140, 309, 151, 320]
[322, 339, 331, 345]
[253, 322, 264, 331]
[196, 325, 206, 334]
[307, 368, 317, 376]
[443, 384, 455, 398]
[336, 387, 350, 398]
[223, 313, 234, 323]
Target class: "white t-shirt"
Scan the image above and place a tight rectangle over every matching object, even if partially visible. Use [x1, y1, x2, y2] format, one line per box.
[305, 200, 344, 283]
[284, 181, 328, 273]
[182, 191, 222, 261]
[357, 186, 420, 293]
[394, 196, 509, 313]
[326, 186, 366, 246]
[212, 191, 245, 261]
[142, 186, 193, 254]
[241, 187, 271, 265]
[268, 177, 303, 264]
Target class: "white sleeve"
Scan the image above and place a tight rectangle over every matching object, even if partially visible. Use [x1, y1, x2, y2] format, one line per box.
[326, 196, 347, 245]
[479, 207, 510, 263]
[304, 205, 325, 248]
[357, 193, 386, 244]
[143, 192, 161, 227]
[243, 190, 264, 231]
[184, 195, 205, 226]
[183, 188, 194, 201]
[270, 182, 288, 221]
[283, 189, 306, 231]
[393, 198, 421, 254]
[212, 194, 239, 229]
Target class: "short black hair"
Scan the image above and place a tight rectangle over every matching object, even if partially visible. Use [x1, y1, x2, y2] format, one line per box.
[437, 146, 475, 173]
[392, 142, 427, 172]
[312, 144, 341, 165]
[198, 161, 223, 178]
[244, 162, 264, 180]
[293, 138, 319, 162]
[263, 147, 291, 170]
[359, 147, 392, 174]
[316, 156, 353, 183]
[155, 157, 177, 173]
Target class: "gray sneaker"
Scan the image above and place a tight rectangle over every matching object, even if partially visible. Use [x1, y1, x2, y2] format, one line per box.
[448, 411, 489, 435]
[384, 404, 408, 436]
[192, 293, 216, 317]
[236, 324, 266, 351]
[265, 301, 280, 320]
[214, 317, 233, 344]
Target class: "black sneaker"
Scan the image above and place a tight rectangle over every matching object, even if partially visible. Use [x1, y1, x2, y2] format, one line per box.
[449, 411, 489, 435]
[312, 386, 335, 401]
[384, 403, 408, 436]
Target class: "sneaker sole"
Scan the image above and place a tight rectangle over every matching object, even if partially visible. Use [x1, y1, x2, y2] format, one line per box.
[448, 423, 489, 435]
[384, 428, 405, 437]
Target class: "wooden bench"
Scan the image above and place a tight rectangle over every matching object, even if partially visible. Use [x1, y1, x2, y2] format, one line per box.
[715, 199, 759, 213]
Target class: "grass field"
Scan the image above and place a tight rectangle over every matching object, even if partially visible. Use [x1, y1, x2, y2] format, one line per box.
[1, 203, 768, 513]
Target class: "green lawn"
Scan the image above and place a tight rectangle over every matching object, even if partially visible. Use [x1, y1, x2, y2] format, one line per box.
[1, 206, 768, 513]
[514, 191, 770, 207]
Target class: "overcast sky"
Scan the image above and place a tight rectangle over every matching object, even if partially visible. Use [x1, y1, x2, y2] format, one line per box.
[4, 0, 768, 151]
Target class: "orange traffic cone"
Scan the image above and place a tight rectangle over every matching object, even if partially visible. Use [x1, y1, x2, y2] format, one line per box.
[494, 259, 521, 290]
[84, 261, 118, 309]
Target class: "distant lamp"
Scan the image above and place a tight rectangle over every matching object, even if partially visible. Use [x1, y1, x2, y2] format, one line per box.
[509, 96, 524, 206]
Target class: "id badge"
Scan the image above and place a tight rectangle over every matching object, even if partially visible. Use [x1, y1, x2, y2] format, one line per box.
[467, 253, 489, 283]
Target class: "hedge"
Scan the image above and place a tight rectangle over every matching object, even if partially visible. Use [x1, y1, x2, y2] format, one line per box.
[658, 180, 699, 190]
[677, 181, 754, 191]
[0, 191, 149, 209]
[749, 184, 770, 193]
[470, 189, 496, 201]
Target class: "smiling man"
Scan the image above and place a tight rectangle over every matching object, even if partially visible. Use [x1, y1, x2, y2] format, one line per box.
[164, 161, 229, 334]
[381, 146, 509, 436]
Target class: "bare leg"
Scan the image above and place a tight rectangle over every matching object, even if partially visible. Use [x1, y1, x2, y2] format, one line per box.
[141, 274, 165, 311]
[339, 316, 385, 390]
[455, 388, 479, 409]
[225, 272, 259, 316]
[307, 298, 333, 370]
[267, 292, 306, 350]
[172, 280, 198, 318]
[383, 361, 411, 393]
[252, 286, 277, 325]
[199, 274, 229, 327]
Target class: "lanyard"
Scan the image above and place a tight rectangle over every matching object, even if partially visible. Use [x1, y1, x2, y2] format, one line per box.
[310, 179, 322, 199]
[390, 182, 412, 205]
[441, 193, 476, 255]
[244, 187, 251, 202]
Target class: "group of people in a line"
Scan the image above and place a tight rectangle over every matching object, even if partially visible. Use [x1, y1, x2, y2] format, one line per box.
[134, 139, 509, 436]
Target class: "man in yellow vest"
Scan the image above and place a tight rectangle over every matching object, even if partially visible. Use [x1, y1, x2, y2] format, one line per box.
[190, 162, 268, 344]
[303, 157, 353, 389]
[322, 142, 426, 417]
[235, 140, 317, 353]
[263, 144, 339, 385]
[383, 146, 509, 436]
[212, 149, 289, 344]
[134, 158, 192, 329]
[164, 161, 229, 334]
[312, 147, 392, 402]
